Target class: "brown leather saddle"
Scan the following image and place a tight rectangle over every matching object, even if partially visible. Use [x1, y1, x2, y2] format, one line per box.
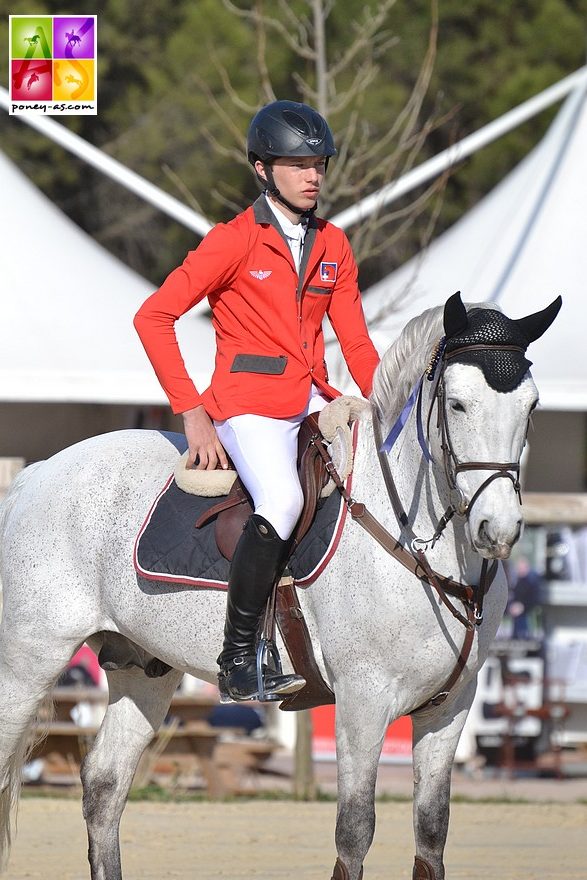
[195, 411, 337, 711]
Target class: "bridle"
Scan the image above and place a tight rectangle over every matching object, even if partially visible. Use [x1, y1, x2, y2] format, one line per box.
[428, 343, 526, 523]
[371, 338, 531, 622]
[309, 338, 533, 710]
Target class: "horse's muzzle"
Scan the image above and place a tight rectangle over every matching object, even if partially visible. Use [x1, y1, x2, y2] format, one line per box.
[473, 518, 522, 559]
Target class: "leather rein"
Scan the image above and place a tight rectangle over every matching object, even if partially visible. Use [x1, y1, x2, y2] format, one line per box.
[311, 341, 529, 712]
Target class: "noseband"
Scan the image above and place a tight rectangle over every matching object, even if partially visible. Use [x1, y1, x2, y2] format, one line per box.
[427, 343, 526, 523]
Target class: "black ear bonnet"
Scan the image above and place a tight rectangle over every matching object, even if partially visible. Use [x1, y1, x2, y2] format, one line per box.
[441, 292, 562, 393]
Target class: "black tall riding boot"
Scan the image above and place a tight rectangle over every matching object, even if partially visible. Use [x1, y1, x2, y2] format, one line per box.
[217, 513, 305, 702]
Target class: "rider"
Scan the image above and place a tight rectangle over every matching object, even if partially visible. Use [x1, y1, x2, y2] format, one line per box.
[133, 100, 380, 701]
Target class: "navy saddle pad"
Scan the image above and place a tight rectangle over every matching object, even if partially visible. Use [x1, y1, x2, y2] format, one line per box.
[134, 434, 348, 589]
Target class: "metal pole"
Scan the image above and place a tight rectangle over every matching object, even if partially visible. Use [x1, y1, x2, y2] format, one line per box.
[330, 65, 587, 230]
[3, 66, 586, 239]
[0, 86, 212, 239]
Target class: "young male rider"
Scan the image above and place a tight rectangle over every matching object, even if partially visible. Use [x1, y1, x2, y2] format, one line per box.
[134, 100, 380, 702]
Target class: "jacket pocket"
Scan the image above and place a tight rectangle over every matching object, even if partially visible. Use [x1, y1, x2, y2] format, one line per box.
[307, 285, 332, 295]
[230, 354, 288, 374]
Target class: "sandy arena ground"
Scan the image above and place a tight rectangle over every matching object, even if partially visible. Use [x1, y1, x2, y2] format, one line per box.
[5, 796, 587, 879]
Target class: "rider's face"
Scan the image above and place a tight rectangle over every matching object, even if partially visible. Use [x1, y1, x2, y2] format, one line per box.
[255, 156, 326, 218]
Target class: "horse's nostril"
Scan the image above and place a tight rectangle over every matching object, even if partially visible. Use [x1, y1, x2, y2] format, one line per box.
[478, 520, 489, 543]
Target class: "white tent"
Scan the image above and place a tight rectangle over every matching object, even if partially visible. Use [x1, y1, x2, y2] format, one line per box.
[1, 149, 215, 405]
[329, 80, 587, 412]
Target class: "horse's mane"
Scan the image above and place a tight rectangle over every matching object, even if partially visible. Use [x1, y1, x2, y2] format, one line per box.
[371, 300, 501, 435]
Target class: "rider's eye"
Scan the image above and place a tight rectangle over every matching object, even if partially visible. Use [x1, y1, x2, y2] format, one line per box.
[449, 400, 465, 413]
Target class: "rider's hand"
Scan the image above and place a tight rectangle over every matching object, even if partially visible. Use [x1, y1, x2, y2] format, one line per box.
[182, 405, 229, 471]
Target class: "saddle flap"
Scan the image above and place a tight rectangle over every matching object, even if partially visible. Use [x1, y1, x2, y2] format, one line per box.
[214, 480, 253, 560]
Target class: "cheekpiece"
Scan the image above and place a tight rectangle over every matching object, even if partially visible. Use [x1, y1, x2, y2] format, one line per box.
[443, 308, 532, 393]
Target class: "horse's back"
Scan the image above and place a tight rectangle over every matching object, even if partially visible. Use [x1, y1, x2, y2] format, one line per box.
[0, 429, 181, 595]
[8, 429, 179, 497]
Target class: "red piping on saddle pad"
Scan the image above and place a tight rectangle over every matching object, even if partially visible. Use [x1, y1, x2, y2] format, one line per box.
[132, 419, 358, 590]
[133, 474, 230, 589]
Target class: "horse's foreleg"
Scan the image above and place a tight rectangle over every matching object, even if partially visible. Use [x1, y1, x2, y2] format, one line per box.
[81, 666, 182, 880]
[331, 687, 390, 880]
[410, 680, 477, 880]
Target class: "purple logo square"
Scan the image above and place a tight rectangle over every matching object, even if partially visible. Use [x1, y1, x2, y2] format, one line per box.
[53, 16, 95, 60]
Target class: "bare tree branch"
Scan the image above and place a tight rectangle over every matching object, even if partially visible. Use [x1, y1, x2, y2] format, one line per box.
[198, 0, 446, 281]
[161, 163, 207, 215]
[221, 0, 316, 60]
[328, 0, 398, 79]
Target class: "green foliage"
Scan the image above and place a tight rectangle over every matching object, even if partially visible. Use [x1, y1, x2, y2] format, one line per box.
[1, 0, 585, 286]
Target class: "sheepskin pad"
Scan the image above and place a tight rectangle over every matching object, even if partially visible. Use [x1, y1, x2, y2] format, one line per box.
[173, 395, 369, 498]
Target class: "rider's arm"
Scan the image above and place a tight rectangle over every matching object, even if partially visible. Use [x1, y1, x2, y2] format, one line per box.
[133, 222, 246, 415]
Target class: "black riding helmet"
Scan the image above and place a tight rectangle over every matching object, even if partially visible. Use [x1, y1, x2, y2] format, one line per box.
[247, 100, 336, 215]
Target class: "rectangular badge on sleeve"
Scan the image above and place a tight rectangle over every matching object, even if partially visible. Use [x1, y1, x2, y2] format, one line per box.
[320, 262, 338, 283]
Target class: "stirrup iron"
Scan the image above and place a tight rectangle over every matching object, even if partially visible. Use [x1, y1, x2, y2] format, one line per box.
[256, 579, 283, 701]
[256, 637, 283, 701]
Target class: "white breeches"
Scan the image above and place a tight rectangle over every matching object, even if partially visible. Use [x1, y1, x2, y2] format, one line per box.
[214, 388, 329, 540]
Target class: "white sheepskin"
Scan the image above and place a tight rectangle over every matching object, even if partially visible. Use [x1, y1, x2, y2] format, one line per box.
[173, 396, 370, 498]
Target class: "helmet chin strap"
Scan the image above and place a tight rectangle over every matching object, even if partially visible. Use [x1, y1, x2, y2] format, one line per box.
[259, 163, 317, 218]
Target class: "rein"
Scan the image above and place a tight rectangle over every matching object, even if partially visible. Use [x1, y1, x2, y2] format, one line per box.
[309, 341, 531, 710]
[310, 422, 497, 712]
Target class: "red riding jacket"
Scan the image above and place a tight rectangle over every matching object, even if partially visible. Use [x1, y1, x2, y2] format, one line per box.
[134, 196, 380, 420]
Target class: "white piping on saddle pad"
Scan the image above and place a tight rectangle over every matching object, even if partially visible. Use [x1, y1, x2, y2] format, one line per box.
[173, 395, 370, 498]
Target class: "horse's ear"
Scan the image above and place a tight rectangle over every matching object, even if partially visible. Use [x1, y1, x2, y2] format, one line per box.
[443, 291, 468, 339]
[514, 295, 562, 344]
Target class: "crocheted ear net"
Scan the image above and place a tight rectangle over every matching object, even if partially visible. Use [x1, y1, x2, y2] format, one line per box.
[444, 308, 532, 392]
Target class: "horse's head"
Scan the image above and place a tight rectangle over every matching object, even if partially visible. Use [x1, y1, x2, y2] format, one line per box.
[427, 291, 561, 559]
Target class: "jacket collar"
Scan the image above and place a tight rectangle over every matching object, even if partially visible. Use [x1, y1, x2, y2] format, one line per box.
[252, 194, 323, 296]
[253, 193, 319, 232]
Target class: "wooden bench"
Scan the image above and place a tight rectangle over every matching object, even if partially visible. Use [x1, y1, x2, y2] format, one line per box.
[214, 738, 277, 794]
[51, 687, 218, 723]
[31, 719, 226, 796]
[32, 689, 280, 795]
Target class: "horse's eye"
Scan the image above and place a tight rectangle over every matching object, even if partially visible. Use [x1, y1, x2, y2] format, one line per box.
[449, 400, 465, 413]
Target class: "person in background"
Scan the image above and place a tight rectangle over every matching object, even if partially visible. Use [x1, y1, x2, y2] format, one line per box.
[508, 557, 542, 639]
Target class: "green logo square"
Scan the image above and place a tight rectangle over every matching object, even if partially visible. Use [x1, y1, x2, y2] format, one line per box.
[10, 16, 53, 60]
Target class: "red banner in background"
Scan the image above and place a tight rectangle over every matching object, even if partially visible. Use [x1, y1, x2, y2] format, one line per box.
[312, 705, 413, 762]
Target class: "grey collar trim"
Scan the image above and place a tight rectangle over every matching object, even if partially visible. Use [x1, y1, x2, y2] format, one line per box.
[253, 193, 318, 230]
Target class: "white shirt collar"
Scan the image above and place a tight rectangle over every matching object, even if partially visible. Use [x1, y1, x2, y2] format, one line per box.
[264, 194, 307, 241]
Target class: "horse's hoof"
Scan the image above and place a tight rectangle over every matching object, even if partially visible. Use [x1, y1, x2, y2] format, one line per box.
[144, 658, 173, 678]
[413, 856, 437, 880]
[331, 857, 363, 879]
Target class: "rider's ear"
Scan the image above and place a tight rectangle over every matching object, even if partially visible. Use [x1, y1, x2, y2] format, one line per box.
[443, 291, 468, 339]
[254, 160, 268, 182]
[514, 295, 562, 344]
